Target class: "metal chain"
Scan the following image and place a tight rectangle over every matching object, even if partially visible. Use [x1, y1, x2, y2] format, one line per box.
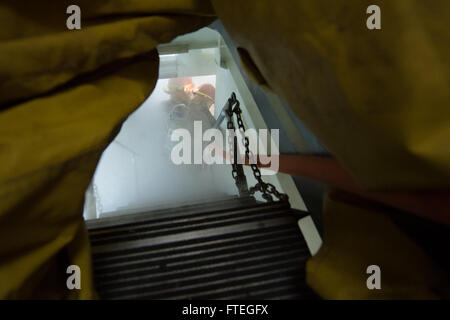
[226, 95, 249, 197]
[225, 92, 288, 203]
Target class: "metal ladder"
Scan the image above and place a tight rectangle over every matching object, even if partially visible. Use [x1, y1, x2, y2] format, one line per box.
[87, 196, 316, 299]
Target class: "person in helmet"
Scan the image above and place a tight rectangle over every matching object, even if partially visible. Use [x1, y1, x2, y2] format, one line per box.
[167, 82, 216, 130]
[164, 77, 194, 107]
[166, 83, 217, 159]
[192, 83, 216, 116]
[188, 83, 216, 127]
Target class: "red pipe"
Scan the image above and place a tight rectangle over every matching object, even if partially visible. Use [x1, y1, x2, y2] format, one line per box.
[222, 151, 450, 225]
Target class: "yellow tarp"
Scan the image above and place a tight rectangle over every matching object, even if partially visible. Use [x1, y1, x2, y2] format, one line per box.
[0, 0, 215, 299]
[213, 0, 450, 190]
[0, 0, 448, 299]
[211, 0, 449, 298]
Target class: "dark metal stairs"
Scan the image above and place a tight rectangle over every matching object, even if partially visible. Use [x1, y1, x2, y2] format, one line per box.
[87, 197, 316, 299]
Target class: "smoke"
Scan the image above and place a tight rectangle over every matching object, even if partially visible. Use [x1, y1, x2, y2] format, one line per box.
[93, 77, 238, 216]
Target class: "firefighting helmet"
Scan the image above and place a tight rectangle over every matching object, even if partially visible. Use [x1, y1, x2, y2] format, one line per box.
[164, 77, 194, 94]
[193, 84, 215, 103]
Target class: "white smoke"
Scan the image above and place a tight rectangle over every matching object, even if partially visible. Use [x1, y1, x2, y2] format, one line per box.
[92, 77, 238, 216]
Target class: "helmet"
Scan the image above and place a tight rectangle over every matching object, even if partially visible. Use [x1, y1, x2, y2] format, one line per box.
[164, 77, 194, 105]
[193, 84, 215, 104]
[165, 77, 194, 94]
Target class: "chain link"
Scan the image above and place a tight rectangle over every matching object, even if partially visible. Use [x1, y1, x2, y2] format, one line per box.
[225, 93, 288, 203]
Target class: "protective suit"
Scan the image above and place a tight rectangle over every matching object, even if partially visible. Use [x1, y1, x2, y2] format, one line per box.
[0, 0, 449, 299]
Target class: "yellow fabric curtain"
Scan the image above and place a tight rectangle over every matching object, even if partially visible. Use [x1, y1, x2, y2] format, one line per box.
[0, 0, 215, 299]
[211, 0, 450, 298]
[212, 0, 450, 191]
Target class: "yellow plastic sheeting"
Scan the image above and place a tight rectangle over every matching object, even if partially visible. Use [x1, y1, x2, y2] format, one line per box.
[0, 1, 215, 299]
[211, 0, 450, 190]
